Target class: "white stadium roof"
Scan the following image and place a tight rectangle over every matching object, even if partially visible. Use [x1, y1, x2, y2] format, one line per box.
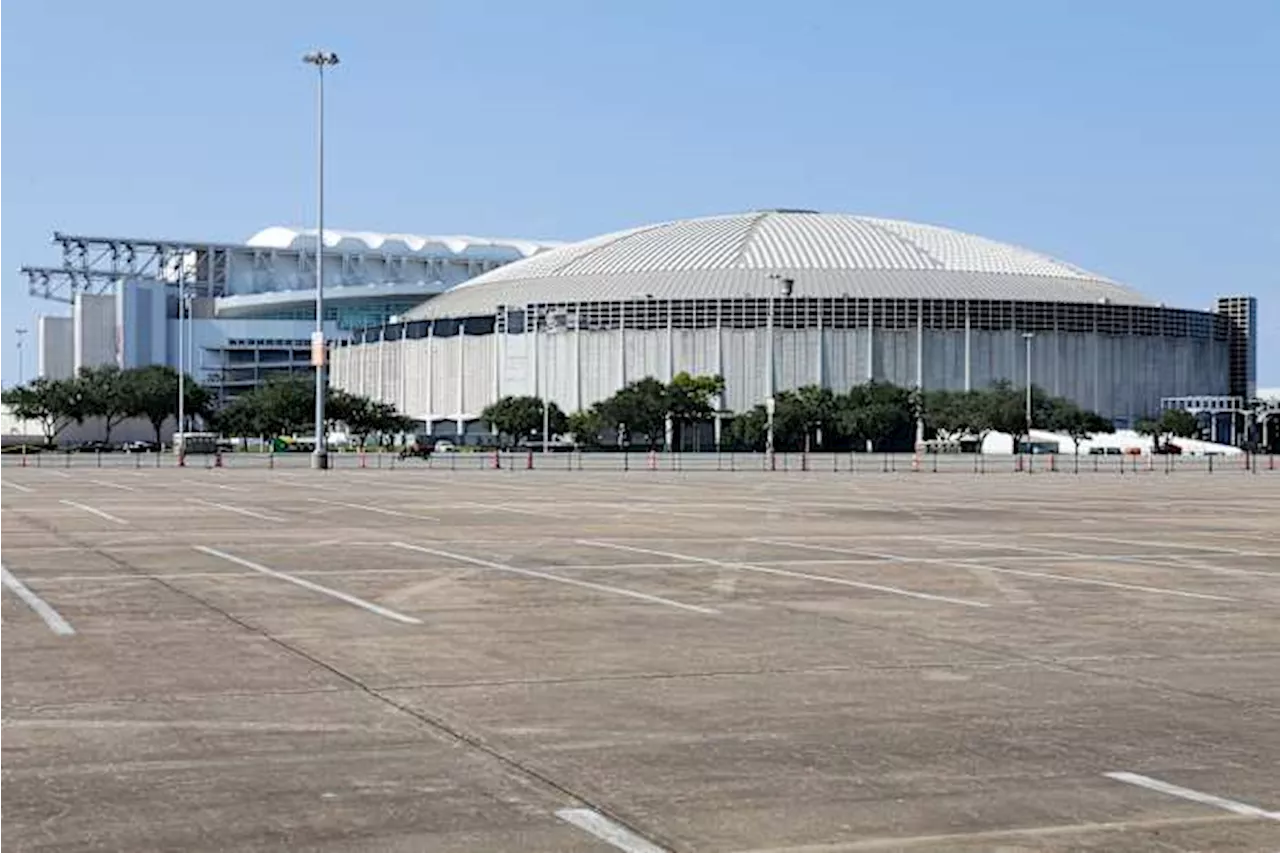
[409, 211, 1154, 318]
[246, 226, 561, 262]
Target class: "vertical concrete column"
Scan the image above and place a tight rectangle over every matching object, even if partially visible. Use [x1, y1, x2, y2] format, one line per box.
[964, 305, 972, 391]
[574, 313, 582, 413]
[456, 326, 466, 436]
[866, 298, 875, 381]
[666, 303, 675, 381]
[425, 323, 434, 426]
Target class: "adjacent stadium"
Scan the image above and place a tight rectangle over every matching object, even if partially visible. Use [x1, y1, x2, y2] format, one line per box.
[330, 210, 1252, 441]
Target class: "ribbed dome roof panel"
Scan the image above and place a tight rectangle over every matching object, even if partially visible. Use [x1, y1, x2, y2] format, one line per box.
[558, 214, 756, 275]
[405, 211, 1154, 319]
[864, 218, 1094, 279]
[743, 214, 938, 270]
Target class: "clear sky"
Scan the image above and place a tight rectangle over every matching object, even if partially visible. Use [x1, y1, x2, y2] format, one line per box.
[3, 0, 1277, 388]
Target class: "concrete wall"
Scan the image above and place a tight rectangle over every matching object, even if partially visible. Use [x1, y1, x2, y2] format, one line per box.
[332, 324, 1232, 430]
[118, 280, 168, 368]
[73, 292, 119, 370]
[38, 316, 75, 380]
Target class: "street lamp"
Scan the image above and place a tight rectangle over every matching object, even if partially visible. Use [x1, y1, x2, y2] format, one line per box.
[1022, 332, 1035, 443]
[15, 327, 28, 385]
[177, 257, 186, 458]
[304, 49, 339, 470]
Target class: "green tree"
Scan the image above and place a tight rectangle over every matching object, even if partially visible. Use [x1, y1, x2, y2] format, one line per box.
[328, 389, 375, 447]
[567, 407, 605, 448]
[244, 378, 314, 440]
[1, 377, 90, 447]
[1137, 408, 1201, 452]
[839, 381, 915, 452]
[790, 385, 838, 450]
[78, 365, 133, 445]
[1043, 397, 1114, 454]
[726, 405, 769, 450]
[481, 395, 566, 447]
[596, 378, 669, 449]
[367, 401, 414, 447]
[666, 372, 725, 449]
[123, 365, 211, 448]
[211, 393, 262, 442]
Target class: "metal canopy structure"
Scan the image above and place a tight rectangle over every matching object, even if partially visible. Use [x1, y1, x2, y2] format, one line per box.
[20, 232, 237, 303]
[20, 230, 529, 305]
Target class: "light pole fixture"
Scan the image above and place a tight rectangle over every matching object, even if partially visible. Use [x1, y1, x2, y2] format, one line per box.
[15, 327, 28, 385]
[304, 49, 339, 470]
[1022, 332, 1035, 438]
[177, 257, 186, 457]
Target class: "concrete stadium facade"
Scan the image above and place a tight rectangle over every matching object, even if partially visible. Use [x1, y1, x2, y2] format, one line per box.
[330, 211, 1246, 439]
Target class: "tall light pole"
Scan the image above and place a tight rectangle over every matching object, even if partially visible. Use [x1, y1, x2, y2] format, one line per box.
[15, 327, 28, 385]
[1022, 332, 1035, 438]
[177, 257, 186, 456]
[304, 49, 339, 470]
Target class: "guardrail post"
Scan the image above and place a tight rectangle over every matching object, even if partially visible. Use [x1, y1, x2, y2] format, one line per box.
[1208, 455, 1214, 474]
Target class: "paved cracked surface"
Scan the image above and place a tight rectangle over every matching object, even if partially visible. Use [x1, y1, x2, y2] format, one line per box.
[3, 465, 1278, 851]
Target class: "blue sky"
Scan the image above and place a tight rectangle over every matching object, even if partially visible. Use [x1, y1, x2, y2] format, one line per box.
[3, 0, 1277, 387]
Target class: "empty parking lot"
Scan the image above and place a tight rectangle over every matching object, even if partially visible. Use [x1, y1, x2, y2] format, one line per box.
[2, 465, 1278, 852]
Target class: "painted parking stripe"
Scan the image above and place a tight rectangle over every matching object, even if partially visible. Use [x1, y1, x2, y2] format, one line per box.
[579, 540, 989, 608]
[1, 481, 35, 493]
[307, 498, 439, 521]
[189, 498, 286, 523]
[1105, 772, 1280, 821]
[58, 500, 129, 525]
[2, 566, 75, 635]
[87, 479, 137, 492]
[764, 538, 1236, 603]
[555, 808, 670, 853]
[391, 542, 718, 615]
[194, 546, 422, 624]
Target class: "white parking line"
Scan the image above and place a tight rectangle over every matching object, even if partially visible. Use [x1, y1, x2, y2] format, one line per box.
[58, 500, 129, 525]
[555, 808, 670, 853]
[194, 546, 422, 624]
[2, 481, 35, 493]
[458, 501, 562, 517]
[391, 542, 718, 615]
[771, 539, 1236, 603]
[189, 498, 286, 523]
[579, 541, 990, 608]
[2, 566, 75, 635]
[307, 498, 440, 521]
[1040, 533, 1280, 559]
[1105, 772, 1280, 821]
[87, 479, 137, 492]
[190, 480, 245, 492]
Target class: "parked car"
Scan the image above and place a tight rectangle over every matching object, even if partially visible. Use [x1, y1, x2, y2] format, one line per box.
[432, 440, 458, 453]
[74, 440, 115, 453]
[119, 440, 160, 453]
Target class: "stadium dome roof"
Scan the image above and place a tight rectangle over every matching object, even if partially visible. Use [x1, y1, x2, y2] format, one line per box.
[408, 211, 1153, 318]
[245, 226, 560, 262]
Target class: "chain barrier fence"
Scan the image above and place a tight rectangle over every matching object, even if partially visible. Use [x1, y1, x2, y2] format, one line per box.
[3, 448, 1276, 475]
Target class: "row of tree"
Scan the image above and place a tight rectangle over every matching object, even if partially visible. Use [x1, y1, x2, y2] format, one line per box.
[481, 373, 725, 449]
[2, 365, 210, 447]
[216, 379, 413, 447]
[1, 370, 412, 449]
[481, 375, 1139, 453]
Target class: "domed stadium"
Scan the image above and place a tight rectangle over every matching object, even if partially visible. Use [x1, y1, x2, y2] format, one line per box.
[331, 210, 1237, 440]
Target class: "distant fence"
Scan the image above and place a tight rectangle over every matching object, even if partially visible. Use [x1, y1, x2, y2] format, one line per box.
[3, 449, 1277, 475]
